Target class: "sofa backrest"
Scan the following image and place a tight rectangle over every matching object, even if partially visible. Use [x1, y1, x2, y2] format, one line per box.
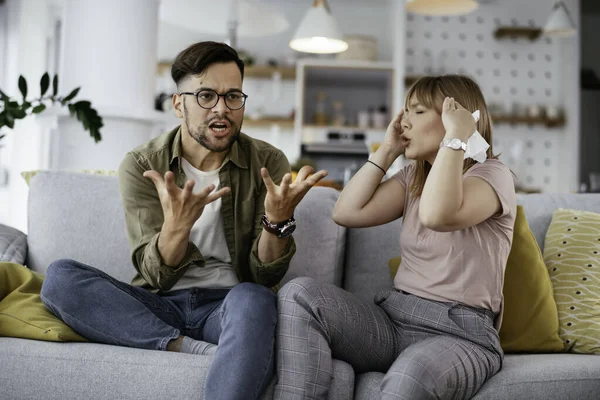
[343, 192, 600, 303]
[26, 172, 347, 287]
[26, 172, 134, 282]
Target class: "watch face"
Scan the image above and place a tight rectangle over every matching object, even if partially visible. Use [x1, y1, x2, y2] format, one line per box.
[449, 138, 462, 149]
[278, 223, 296, 238]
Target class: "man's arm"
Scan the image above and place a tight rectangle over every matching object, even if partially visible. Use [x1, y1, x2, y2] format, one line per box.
[118, 153, 202, 291]
[248, 151, 296, 287]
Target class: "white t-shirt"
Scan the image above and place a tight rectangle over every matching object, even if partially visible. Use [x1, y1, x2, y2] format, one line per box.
[168, 158, 240, 291]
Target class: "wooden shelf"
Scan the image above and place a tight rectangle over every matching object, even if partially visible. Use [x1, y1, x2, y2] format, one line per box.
[492, 114, 566, 128]
[494, 26, 543, 41]
[244, 117, 294, 128]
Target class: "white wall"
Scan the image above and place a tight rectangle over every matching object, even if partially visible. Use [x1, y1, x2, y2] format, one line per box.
[0, 0, 55, 231]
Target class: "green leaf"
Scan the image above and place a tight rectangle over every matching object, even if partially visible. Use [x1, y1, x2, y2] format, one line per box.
[62, 87, 80, 104]
[12, 109, 26, 119]
[5, 113, 14, 129]
[0, 134, 5, 141]
[74, 100, 91, 109]
[52, 74, 58, 96]
[40, 73, 50, 96]
[18, 75, 27, 99]
[22, 101, 32, 111]
[32, 104, 46, 114]
[0, 89, 9, 100]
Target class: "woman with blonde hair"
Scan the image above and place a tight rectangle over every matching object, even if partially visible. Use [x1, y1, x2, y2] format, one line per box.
[274, 75, 517, 400]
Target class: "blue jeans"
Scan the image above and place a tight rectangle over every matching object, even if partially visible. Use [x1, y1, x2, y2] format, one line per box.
[40, 259, 277, 400]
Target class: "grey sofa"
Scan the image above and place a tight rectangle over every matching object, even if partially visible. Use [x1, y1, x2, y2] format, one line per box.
[2, 170, 600, 400]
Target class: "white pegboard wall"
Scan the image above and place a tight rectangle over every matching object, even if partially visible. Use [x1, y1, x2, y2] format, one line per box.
[405, 0, 567, 193]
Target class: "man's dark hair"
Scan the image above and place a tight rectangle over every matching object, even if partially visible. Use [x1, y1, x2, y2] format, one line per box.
[171, 41, 245, 87]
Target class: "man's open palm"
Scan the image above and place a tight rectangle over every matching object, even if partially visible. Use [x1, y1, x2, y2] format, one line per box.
[262, 166, 328, 222]
[144, 170, 230, 231]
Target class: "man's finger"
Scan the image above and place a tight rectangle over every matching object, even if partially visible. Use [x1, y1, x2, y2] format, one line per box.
[261, 168, 277, 192]
[196, 183, 216, 199]
[204, 187, 231, 204]
[280, 173, 291, 195]
[304, 169, 328, 186]
[143, 170, 163, 188]
[164, 171, 179, 198]
[182, 179, 195, 201]
[295, 165, 315, 182]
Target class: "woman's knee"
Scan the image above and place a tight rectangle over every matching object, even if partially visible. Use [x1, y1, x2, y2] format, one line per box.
[277, 277, 325, 303]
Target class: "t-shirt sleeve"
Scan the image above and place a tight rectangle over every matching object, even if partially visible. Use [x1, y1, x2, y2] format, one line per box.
[464, 159, 517, 218]
[391, 164, 414, 190]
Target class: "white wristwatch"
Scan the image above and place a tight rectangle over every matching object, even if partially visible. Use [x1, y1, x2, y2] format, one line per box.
[440, 138, 467, 152]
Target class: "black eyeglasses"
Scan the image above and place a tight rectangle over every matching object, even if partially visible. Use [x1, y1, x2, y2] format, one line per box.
[179, 89, 248, 110]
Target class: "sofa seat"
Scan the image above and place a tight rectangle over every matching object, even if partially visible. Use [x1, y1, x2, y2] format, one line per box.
[354, 354, 600, 400]
[0, 337, 354, 400]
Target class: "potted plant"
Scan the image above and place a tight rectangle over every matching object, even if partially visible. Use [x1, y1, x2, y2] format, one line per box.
[0, 73, 103, 144]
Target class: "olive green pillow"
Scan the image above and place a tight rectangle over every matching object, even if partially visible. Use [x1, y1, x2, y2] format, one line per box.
[543, 208, 600, 354]
[389, 205, 564, 353]
[0, 262, 87, 342]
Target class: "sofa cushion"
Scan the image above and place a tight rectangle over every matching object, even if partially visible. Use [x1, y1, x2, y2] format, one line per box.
[543, 208, 600, 353]
[26, 171, 135, 282]
[0, 262, 87, 342]
[0, 223, 27, 265]
[499, 205, 563, 352]
[0, 338, 354, 400]
[355, 354, 600, 400]
[284, 187, 346, 286]
[344, 219, 402, 304]
[517, 193, 600, 252]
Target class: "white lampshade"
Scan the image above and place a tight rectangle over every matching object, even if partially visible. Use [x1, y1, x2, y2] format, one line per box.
[406, 0, 479, 16]
[289, 0, 348, 54]
[544, 1, 576, 37]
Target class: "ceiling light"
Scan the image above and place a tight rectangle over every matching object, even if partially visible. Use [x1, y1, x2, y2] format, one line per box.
[289, 0, 348, 54]
[544, 1, 576, 37]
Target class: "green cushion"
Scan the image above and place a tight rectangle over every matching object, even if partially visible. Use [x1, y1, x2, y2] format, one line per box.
[0, 262, 87, 342]
[544, 208, 600, 354]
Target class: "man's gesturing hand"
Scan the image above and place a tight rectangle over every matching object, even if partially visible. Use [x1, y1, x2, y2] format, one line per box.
[144, 170, 230, 232]
[262, 165, 328, 223]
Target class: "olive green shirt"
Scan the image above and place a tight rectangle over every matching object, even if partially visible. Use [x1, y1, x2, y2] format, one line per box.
[118, 127, 296, 292]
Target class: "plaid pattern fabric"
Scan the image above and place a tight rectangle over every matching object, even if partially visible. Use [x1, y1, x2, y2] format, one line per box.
[275, 278, 503, 400]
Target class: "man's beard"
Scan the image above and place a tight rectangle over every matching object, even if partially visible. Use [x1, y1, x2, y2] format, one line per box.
[184, 111, 241, 153]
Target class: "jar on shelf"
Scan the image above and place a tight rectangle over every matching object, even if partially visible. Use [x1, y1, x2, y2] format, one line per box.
[332, 101, 346, 126]
[314, 92, 329, 126]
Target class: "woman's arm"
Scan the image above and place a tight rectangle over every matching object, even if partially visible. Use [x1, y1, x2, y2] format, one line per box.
[419, 98, 501, 231]
[333, 111, 408, 228]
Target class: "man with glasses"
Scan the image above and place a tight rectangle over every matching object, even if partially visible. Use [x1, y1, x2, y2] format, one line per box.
[40, 41, 327, 400]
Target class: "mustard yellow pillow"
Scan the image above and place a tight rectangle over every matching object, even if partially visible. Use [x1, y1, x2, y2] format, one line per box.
[388, 205, 564, 353]
[543, 208, 600, 354]
[21, 169, 118, 185]
[0, 262, 87, 342]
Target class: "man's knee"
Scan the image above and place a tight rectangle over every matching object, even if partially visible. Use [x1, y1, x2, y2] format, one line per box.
[41, 259, 82, 302]
[224, 282, 277, 322]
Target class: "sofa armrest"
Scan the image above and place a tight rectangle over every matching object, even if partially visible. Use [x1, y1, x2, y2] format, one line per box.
[0, 223, 27, 265]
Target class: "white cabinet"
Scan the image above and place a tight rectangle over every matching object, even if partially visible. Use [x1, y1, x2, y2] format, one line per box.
[292, 59, 396, 184]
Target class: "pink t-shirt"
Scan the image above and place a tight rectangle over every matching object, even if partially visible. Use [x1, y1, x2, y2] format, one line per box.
[392, 159, 517, 329]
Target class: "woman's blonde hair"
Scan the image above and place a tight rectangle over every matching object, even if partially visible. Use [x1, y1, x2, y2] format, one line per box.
[404, 75, 499, 196]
